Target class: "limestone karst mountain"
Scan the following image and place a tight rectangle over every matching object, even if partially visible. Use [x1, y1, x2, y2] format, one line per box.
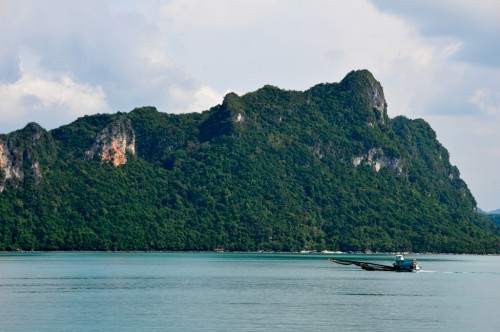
[1, 70, 498, 253]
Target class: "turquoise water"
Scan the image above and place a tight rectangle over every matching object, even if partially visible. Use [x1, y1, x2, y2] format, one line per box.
[0, 253, 499, 331]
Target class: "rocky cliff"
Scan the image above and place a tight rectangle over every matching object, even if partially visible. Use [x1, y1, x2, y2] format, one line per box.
[85, 117, 136, 166]
[0, 123, 49, 191]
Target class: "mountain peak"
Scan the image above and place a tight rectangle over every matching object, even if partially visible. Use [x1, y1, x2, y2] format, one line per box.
[19, 122, 47, 142]
[23, 122, 45, 131]
[340, 69, 387, 125]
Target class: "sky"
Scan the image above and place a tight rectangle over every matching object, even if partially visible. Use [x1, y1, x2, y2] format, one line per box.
[1, 0, 499, 210]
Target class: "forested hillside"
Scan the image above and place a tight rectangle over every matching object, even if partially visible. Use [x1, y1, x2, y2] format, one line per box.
[485, 214, 500, 226]
[1, 70, 498, 253]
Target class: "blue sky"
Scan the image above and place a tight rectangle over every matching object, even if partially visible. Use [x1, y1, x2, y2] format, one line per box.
[1, 0, 499, 210]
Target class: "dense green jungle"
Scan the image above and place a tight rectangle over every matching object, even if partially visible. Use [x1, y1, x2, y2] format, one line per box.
[1, 70, 499, 253]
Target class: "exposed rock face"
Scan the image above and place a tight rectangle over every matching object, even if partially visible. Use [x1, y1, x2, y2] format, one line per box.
[199, 92, 246, 141]
[353, 148, 403, 174]
[341, 70, 388, 125]
[366, 76, 386, 125]
[86, 117, 136, 167]
[224, 93, 246, 124]
[0, 141, 22, 191]
[0, 123, 47, 191]
[234, 112, 244, 123]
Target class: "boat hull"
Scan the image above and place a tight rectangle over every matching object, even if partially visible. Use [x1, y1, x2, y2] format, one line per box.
[328, 258, 421, 272]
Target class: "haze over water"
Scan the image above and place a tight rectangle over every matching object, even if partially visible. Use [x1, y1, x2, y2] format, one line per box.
[1, 252, 499, 331]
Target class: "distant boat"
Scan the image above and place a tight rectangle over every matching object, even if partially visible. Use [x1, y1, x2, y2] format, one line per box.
[328, 254, 421, 272]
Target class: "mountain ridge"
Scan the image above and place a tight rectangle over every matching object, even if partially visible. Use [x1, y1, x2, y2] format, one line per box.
[1, 70, 498, 253]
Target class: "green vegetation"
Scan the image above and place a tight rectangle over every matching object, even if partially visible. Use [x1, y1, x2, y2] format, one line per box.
[485, 214, 500, 226]
[1, 70, 499, 253]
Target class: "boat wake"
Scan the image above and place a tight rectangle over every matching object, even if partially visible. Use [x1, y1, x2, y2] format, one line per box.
[417, 270, 500, 275]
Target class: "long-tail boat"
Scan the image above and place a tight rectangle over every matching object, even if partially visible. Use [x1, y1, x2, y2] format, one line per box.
[328, 255, 421, 272]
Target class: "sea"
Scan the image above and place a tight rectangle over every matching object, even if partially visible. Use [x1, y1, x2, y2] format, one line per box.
[0, 252, 499, 332]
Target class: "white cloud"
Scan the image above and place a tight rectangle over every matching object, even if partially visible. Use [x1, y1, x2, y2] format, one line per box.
[372, 0, 500, 67]
[0, 0, 216, 133]
[167, 84, 228, 114]
[469, 89, 500, 116]
[154, 0, 469, 125]
[446, 0, 500, 27]
[160, 0, 279, 31]
[429, 114, 500, 210]
[0, 0, 476, 129]
[0, 57, 109, 130]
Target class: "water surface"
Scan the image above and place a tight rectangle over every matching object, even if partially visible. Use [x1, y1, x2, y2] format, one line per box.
[1, 253, 499, 331]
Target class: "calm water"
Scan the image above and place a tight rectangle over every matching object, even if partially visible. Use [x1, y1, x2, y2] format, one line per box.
[0, 253, 499, 332]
